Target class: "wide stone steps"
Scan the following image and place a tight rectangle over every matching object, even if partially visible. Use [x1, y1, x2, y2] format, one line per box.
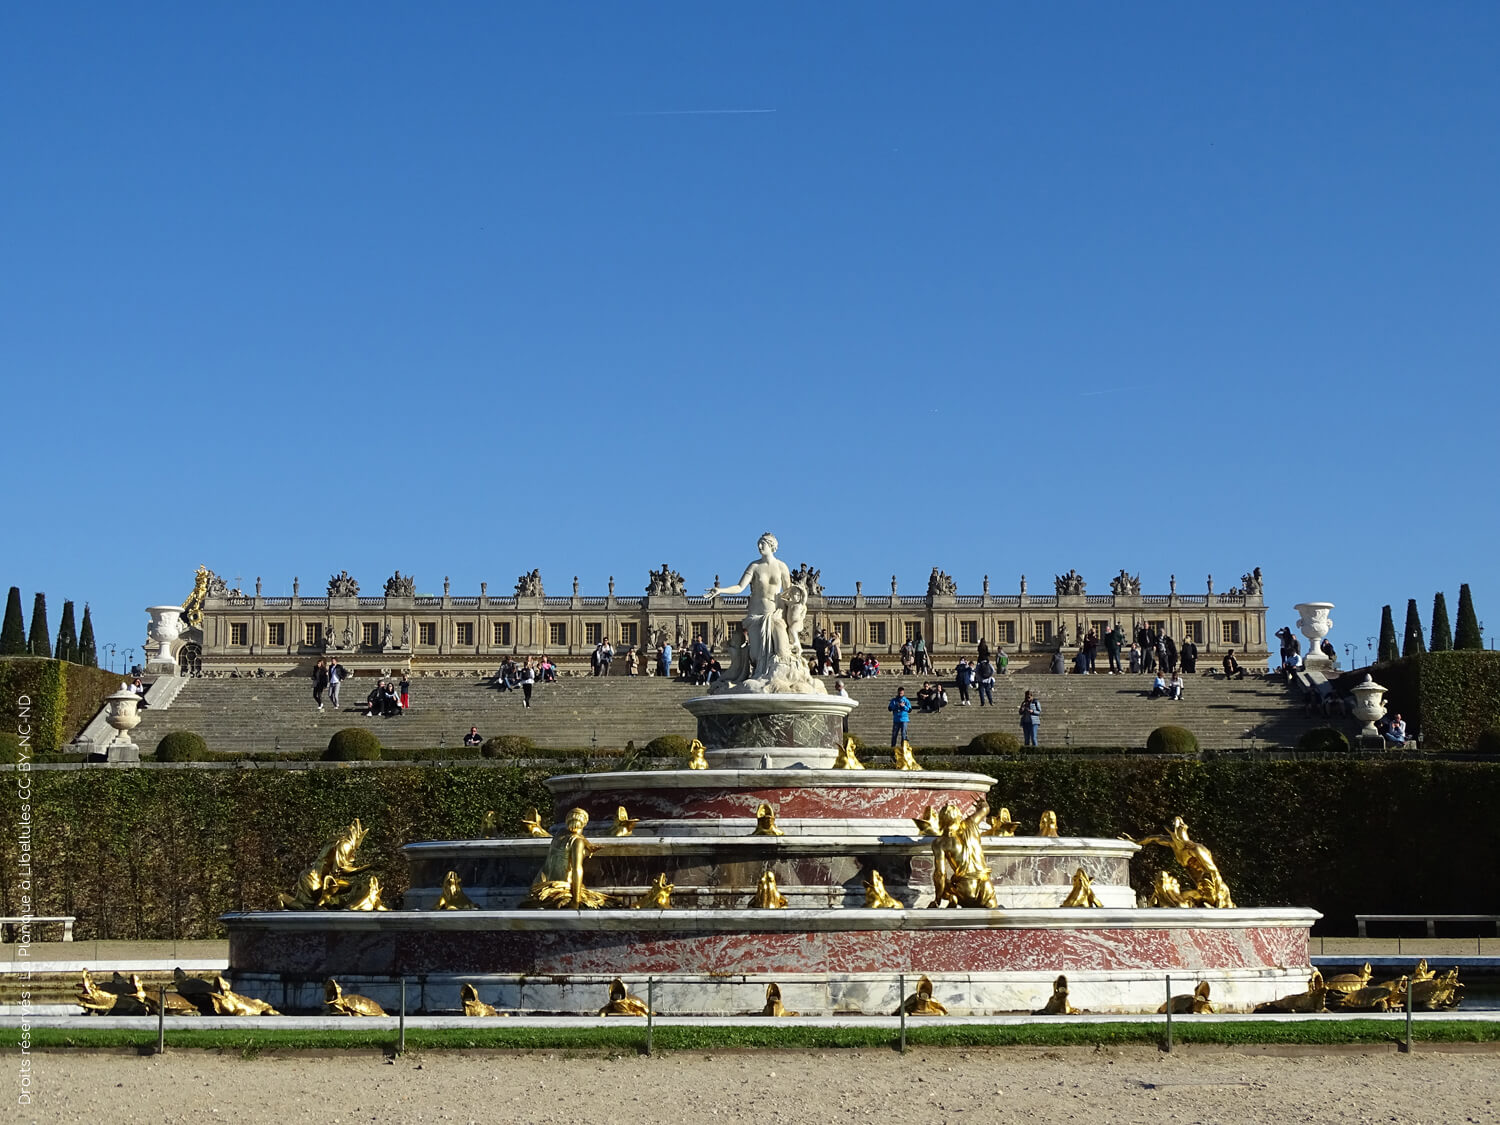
[129, 672, 1325, 754]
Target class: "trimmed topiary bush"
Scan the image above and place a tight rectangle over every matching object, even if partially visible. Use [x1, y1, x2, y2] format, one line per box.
[154, 730, 209, 762]
[644, 734, 691, 757]
[1145, 725, 1199, 754]
[967, 731, 1022, 754]
[324, 727, 382, 761]
[480, 734, 536, 758]
[1297, 727, 1351, 754]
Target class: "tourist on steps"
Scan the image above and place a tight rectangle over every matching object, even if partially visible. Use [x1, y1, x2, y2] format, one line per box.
[888, 687, 912, 747]
[1018, 691, 1041, 747]
[313, 659, 328, 711]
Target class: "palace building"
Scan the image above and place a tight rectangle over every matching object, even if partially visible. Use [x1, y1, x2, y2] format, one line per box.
[170, 565, 1269, 676]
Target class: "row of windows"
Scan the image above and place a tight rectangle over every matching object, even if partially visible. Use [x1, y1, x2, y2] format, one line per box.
[227, 617, 1242, 648]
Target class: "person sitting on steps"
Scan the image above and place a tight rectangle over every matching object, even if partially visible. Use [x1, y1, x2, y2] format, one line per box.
[1222, 650, 1245, 680]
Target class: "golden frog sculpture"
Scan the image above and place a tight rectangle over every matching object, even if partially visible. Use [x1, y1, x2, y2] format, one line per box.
[759, 982, 798, 1017]
[632, 872, 675, 909]
[751, 802, 784, 837]
[833, 734, 865, 770]
[987, 807, 1019, 836]
[686, 739, 708, 770]
[892, 739, 922, 771]
[598, 978, 651, 1017]
[1059, 867, 1103, 908]
[434, 870, 478, 910]
[611, 806, 638, 836]
[897, 975, 948, 1016]
[750, 870, 789, 909]
[1037, 810, 1060, 837]
[1032, 974, 1080, 1015]
[1158, 981, 1215, 1014]
[863, 870, 902, 909]
[519, 807, 552, 838]
[460, 983, 502, 1017]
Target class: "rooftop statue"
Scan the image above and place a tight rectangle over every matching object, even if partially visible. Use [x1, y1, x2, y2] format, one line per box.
[515, 569, 544, 597]
[927, 567, 957, 597]
[705, 533, 825, 694]
[1055, 569, 1086, 596]
[1109, 570, 1141, 596]
[327, 571, 360, 598]
[384, 571, 415, 598]
[645, 564, 686, 597]
[788, 562, 823, 596]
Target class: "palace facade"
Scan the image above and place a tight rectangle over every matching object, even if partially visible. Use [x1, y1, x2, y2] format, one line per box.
[173, 566, 1270, 675]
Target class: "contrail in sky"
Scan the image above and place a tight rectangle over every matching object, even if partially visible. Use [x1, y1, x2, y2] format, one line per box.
[619, 108, 777, 116]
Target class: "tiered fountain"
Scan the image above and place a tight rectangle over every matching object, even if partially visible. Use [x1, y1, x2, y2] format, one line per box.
[225, 535, 1319, 1015]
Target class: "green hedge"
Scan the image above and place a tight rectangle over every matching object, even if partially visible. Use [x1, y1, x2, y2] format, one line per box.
[1348, 651, 1500, 749]
[0, 658, 133, 752]
[154, 731, 209, 762]
[1145, 725, 1198, 754]
[324, 728, 382, 761]
[0, 765, 553, 940]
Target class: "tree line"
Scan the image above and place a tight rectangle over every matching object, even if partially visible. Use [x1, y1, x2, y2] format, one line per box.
[0, 586, 97, 667]
[1376, 583, 1483, 664]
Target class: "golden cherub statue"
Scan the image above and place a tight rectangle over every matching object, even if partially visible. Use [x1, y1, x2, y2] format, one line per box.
[1060, 867, 1103, 908]
[917, 799, 998, 908]
[598, 978, 651, 1017]
[686, 739, 708, 770]
[752, 802, 785, 837]
[750, 870, 789, 909]
[519, 808, 551, 838]
[1032, 974, 1080, 1015]
[987, 807, 1018, 836]
[1158, 981, 1214, 1014]
[435, 870, 478, 910]
[864, 870, 902, 908]
[461, 982, 501, 1017]
[632, 872, 675, 909]
[324, 978, 386, 1017]
[521, 807, 618, 909]
[833, 734, 865, 770]
[896, 975, 947, 1016]
[1037, 810, 1059, 837]
[1254, 970, 1327, 1013]
[1126, 816, 1234, 908]
[892, 739, 922, 771]
[611, 806, 638, 836]
[759, 982, 798, 1017]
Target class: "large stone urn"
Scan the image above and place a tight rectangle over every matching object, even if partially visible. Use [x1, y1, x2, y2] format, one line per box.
[1295, 602, 1335, 668]
[1350, 674, 1388, 744]
[145, 605, 185, 674]
[102, 687, 143, 763]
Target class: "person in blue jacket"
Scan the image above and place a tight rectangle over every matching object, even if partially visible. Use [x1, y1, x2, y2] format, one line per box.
[888, 687, 913, 747]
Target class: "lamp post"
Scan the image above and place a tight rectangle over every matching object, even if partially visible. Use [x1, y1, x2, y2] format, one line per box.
[104, 643, 117, 673]
[124, 648, 135, 674]
[1344, 643, 1353, 670]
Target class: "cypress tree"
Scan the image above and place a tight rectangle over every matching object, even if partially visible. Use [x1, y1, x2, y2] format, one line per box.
[0, 587, 24, 655]
[1401, 599, 1426, 658]
[26, 593, 51, 659]
[1377, 604, 1399, 663]
[1454, 583, 1483, 650]
[1430, 592, 1453, 652]
[55, 600, 78, 664]
[78, 604, 98, 668]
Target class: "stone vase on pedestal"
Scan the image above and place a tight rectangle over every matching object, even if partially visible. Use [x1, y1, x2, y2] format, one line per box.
[102, 688, 143, 764]
[1350, 674, 1388, 745]
[145, 605, 184, 674]
[1294, 602, 1334, 668]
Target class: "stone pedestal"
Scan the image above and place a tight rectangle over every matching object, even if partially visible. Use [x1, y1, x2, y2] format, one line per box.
[682, 694, 858, 768]
[100, 688, 142, 764]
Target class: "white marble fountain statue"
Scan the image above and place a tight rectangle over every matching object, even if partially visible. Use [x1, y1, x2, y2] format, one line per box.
[224, 534, 1319, 1015]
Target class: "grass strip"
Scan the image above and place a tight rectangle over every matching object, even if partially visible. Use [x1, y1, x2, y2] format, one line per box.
[13, 1020, 1500, 1053]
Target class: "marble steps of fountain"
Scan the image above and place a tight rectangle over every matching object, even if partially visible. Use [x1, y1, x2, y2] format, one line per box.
[127, 672, 1323, 754]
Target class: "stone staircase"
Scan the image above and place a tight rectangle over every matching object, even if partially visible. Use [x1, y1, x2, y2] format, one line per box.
[129, 671, 1324, 754]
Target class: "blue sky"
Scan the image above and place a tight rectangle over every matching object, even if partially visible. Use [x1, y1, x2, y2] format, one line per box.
[3, 3, 1496, 668]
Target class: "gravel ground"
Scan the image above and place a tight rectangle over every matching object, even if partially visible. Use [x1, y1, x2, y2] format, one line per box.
[12, 1045, 1499, 1125]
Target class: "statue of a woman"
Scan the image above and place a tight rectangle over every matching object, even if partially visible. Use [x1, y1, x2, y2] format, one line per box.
[706, 533, 820, 693]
